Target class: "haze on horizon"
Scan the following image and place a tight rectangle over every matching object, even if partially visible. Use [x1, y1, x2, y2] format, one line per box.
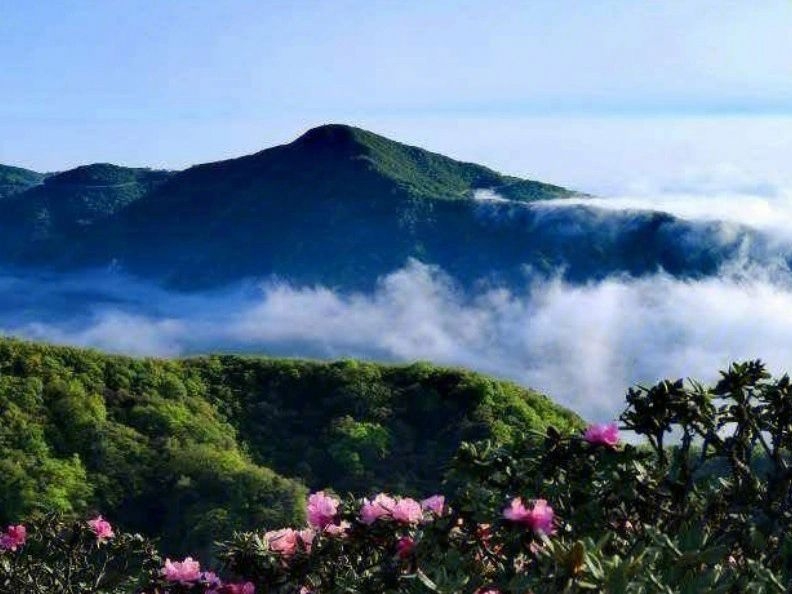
[2, 0, 792, 193]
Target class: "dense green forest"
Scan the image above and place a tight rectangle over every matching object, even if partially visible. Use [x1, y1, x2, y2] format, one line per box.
[0, 164, 172, 258]
[0, 338, 580, 557]
[0, 164, 44, 199]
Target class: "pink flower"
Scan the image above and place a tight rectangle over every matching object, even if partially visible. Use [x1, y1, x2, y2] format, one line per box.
[475, 589, 502, 594]
[584, 422, 620, 447]
[323, 520, 351, 537]
[162, 557, 201, 584]
[307, 491, 339, 529]
[360, 493, 396, 524]
[87, 515, 114, 543]
[391, 498, 423, 524]
[300, 588, 313, 594]
[503, 498, 555, 534]
[265, 528, 314, 557]
[203, 572, 225, 594]
[396, 536, 415, 559]
[421, 494, 445, 516]
[265, 528, 299, 557]
[0, 525, 27, 551]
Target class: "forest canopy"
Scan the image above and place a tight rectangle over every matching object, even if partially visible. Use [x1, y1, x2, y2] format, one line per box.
[0, 338, 581, 555]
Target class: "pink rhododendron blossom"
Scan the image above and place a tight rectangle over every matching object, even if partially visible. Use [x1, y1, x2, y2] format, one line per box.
[396, 535, 415, 558]
[360, 493, 396, 524]
[503, 497, 555, 534]
[421, 494, 445, 516]
[87, 515, 114, 543]
[391, 498, 423, 524]
[306, 491, 339, 529]
[265, 528, 299, 557]
[202, 571, 222, 588]
[323, 520, 351, 537]
[162, 557, 201, 584]
[0, 525, 27, 551]
[299, 588, 313, 594]
[584, 422, 620, 447]
[265, 528, 314, 557]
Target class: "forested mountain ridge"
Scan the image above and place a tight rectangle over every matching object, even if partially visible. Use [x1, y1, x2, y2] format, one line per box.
[0, 164, 45, 199]
[0, 124, 584, 288]
[0, 337, 581, 556]
[0, 164, 172, 259]
[0, 124, 761, 291]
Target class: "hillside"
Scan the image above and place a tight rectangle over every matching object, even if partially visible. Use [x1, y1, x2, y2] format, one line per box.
[0, 164, 172, 259]
[0, 338, 581, 556]
[0, 164, 44, 199]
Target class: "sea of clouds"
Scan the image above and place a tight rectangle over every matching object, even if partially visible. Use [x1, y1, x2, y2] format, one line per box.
[5, 187, 792, 420]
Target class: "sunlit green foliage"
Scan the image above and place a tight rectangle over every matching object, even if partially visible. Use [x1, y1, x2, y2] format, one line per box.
[0, 338, 580, 556]
[5, 360, 792, 591]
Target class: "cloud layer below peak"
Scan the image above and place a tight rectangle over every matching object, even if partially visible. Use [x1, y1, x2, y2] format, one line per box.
[4, 256, 792, 421]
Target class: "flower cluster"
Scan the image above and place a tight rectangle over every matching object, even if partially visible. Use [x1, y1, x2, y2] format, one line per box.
[0, 524, 26, 551]
[162, 556, 255, 593]
[359, 493, 445, 525]
[502, 498, 555, 534]
[306, 491, 350, 536]
[264, 527, 316, 557]
[307, 491, 339, 529]
[583, 422, 620, 447]
[87, 515, 115, 543]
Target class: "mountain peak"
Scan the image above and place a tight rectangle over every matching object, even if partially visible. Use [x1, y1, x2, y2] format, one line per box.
[291, 123, 376, 151]
[284, 124, 574, 203]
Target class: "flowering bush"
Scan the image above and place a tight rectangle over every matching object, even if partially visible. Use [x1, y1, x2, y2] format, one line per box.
[5, 361, 792, 592]
[0, 514, 157, 593]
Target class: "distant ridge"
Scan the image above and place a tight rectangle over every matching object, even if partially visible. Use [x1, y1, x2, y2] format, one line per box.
[0, 163, 173, 257]
[0, 164, 44, 199]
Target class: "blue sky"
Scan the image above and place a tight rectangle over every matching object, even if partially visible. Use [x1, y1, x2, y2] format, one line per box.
[2, 0, 792, 191]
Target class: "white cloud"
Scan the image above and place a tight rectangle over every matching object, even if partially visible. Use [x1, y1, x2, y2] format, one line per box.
[5, 260, 792, 422]
[5, 187, 792, 422]
[542, 190, 792, 237]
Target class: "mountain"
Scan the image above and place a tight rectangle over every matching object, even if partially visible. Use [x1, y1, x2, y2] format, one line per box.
[0, 164, 172, 259]
[0, 164, 45, 199]
[0, 125, 755, 289]
[0, 125, 582, 286]
[0, 337, 581, 555]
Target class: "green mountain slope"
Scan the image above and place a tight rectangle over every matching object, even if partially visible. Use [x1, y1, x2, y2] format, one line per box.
[291, 124, 572, 202]
[0, 338, 581, 555]
[0, 164, 172, 258]
[51, 124, 577, 287]
[0, 125, 745, 289]
[0, 164, 45, 199]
